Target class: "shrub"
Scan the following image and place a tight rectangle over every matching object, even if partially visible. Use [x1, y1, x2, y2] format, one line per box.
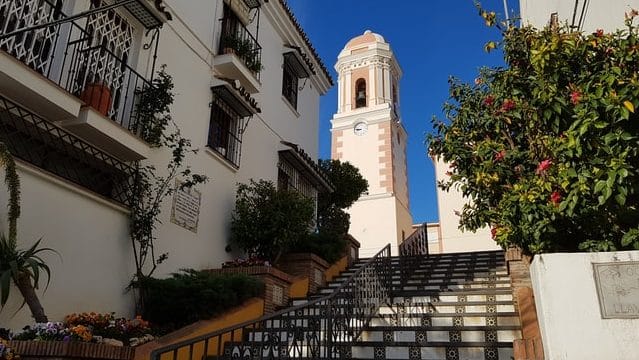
[230, 180, 315, 263]
[289, 232, 347, 264]
[140, 270, 264, 332]
[428, 9, 639, 253]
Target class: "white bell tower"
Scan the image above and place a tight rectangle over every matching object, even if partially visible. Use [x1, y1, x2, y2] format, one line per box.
[330, 30, 413, 256]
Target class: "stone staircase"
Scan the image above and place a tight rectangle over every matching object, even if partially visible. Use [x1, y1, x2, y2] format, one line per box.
[295, 250, 519, 359]
[152, 248, 521, 360]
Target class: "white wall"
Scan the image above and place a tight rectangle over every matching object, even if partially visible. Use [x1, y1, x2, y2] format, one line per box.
[0, 164, 133, 328]
[432, 157, 500, 253]
[348, 195, 398, 257]
[531, 251, 639, 360]
[520, 0, 639, 32]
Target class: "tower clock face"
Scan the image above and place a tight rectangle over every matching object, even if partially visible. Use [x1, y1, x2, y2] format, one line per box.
[354, 122, 368, 136]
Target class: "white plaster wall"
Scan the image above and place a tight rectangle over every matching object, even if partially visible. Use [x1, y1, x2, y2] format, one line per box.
[531, 251, 639, 360]
[433, 157, 500, 253]
[392, 125, 410, 209]
[347, 196, 398, 257]
[520, 0, 639, 32]
[0, 164, 133, 330]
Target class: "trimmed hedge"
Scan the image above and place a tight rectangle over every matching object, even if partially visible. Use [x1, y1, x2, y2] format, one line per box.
[140, 269, 264, 332]
[290, 232, 347, 264]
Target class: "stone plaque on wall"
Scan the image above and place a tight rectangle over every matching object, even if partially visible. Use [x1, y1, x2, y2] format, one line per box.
[593, 261, 639, 319]
[170, 181, 201, 233]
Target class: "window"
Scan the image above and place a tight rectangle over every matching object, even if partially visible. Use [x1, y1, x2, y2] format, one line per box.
[355, 78, 367, 108]
[208, 95, 242, 167]
[282, 59, 299, 109]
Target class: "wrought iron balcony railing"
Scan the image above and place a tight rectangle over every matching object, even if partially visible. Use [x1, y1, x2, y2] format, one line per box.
[0, 94, 135, 207]
[0, 0, 153, 138]
[219, 15, 263, 79]
[151, 245, 393, 360]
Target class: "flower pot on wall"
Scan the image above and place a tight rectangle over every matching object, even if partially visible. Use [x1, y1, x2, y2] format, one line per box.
[80, 83, 112, 116]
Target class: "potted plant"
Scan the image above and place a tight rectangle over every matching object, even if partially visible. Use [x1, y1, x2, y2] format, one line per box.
[80, 82, 112, 116]
[221, 33, 240, 55]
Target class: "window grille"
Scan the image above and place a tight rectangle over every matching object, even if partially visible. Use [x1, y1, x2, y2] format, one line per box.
[208, 94, 243, 167]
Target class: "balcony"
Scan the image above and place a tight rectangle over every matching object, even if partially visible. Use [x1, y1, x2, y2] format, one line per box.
[214, 16, 262, 93]
[0, 0, 154, 160]
[0, 94, 135, 207]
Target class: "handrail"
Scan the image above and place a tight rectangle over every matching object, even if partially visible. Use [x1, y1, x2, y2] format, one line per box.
[398, 223, 428, 288]
[151, 244, 392, 360]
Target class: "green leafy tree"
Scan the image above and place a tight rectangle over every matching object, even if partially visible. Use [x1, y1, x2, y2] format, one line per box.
[0, 143, 56, 323]
[230, 180, 315, 263]
[428, 9, 639, 254]
[317, 159, 368, 235]
[290, 160, 368, 263]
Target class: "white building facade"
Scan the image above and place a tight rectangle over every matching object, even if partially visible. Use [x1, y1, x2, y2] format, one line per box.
[0, 0, 331, 329]
[330, 31, 413, 257]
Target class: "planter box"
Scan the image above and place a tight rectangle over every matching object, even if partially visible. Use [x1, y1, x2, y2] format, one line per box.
[278, 253, 329, 294]
[207, 266, 292, 314]
[8, 340, 135, 360]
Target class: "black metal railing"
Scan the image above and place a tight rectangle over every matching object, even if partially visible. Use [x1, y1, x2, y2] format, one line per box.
[0, 94, 135, 206]
[398, 223, 428, 288]
[151, 245, 392, 360]
[208, 96, 243, 167]
[0, 0, 153, 137]
[219, 15, 262, 79]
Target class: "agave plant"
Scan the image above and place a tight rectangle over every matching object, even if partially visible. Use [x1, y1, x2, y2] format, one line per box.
[0, 235, 56, 323]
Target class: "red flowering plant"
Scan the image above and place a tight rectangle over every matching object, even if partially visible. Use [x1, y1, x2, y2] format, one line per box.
[428, 7, 639, 254]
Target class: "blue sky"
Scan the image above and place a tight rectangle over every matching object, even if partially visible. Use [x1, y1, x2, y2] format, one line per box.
[287, 0, 519, 223]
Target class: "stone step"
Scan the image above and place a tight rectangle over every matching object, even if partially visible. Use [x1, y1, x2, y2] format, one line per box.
[371, 312, 520, 327]
[360, 328, 521, 343]
[378, 302, 517, 315]
[328, 277, 512, 287]
[351, 343, 514, 360]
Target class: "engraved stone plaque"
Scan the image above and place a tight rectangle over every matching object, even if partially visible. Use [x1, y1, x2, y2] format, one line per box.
[593, 261, 639, 319]
[170, 181, 202, 233]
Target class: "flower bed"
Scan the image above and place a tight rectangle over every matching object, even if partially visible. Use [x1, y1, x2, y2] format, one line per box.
[0, 339, 19, 360]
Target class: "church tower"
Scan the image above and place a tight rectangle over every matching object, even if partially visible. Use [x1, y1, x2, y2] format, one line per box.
[330, 30, 413, 256]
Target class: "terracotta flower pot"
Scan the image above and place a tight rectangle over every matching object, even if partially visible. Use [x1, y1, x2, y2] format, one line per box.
[80, 83, 112, 116]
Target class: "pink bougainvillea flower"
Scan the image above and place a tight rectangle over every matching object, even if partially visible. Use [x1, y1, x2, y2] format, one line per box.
[483, 95, 495, 106]
[627, 9, 639, 20]
[536, 159, 553, 174]
[475, 77, 483, 85]
[494, 150, 506, 161]
[501, 99, 515, 112]
[491, 227, 498, 239]
[595, 29, 604, 37]
[550, 191, 562, 205]
[570, 90, 582, 105]
[445, 171, 453, 176]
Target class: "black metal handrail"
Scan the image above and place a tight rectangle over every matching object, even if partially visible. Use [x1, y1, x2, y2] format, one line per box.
[0, 0, 153, 138]
[398, 223, 428, 288]
[219, 15, 263, 79]
[151, 244, 392, 360]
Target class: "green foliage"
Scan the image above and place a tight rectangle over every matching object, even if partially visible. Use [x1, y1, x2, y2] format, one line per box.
[0, 236, 55, 307]
[230, 180, 315, 263]
[140, 270, 264, 332]
[289, 232, 347, 264]
[318, 159, 368, 211]
[137, 65, 174, 147]
[129, 66, 207, 287]
[428, 10, 639, 254]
